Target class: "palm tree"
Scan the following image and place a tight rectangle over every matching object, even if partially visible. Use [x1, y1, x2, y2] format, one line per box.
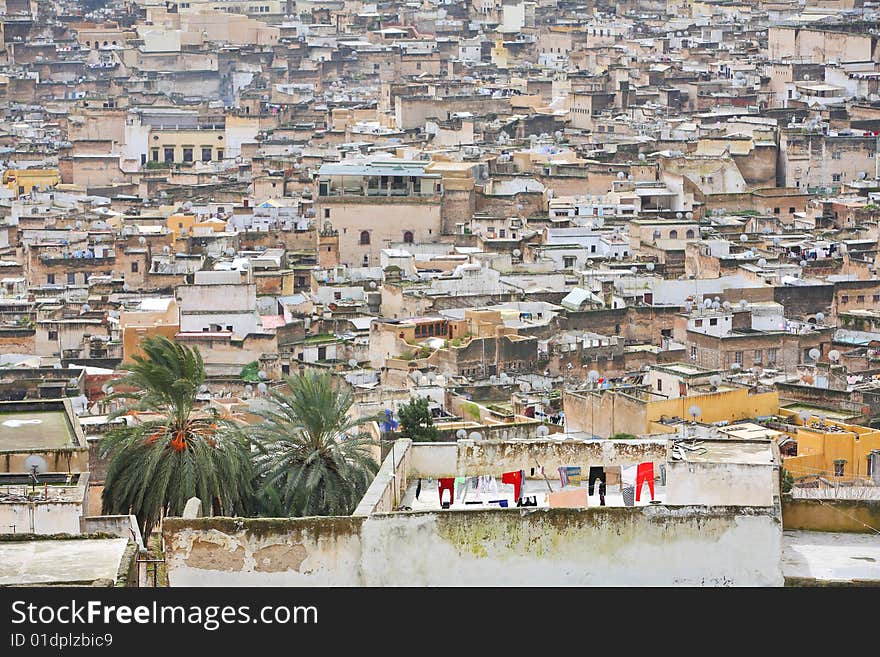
[248, 370, 379, 517]
[99, 336, 253, 543]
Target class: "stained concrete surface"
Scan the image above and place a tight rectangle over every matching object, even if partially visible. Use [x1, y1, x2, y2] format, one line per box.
[0, 411, 74, 450]
[0, 538, 128, 585]
[782, 530, 880, 585]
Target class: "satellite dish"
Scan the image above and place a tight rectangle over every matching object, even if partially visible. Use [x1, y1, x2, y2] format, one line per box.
[704, 298, 713, 308]
[512, 248, 522, 257]
[138, 236, 146, 245]
[245, 384, 253, 394]
[468, 431, 483, 441]
[799, 410, 811, 424]
[799, 260, 807, 268]
[676, 212, 683, 219]
[809, 348, 821, 361]
[709, 375, 722, 387]
[711, 301, 720, 310]
[816, 312, 825, 322]
[684, 301, 694, 311]
[731, 363, 741, 370]
[740, 234, 749, 242]
[436, 375, 447, 386]
[258, 371, 267, 380]
[369, 281, 377, 289]
[722, 301, 731, 310]
[828, 350, 840, 362]
[456, 429, 467, 440]
[163, 245, 171, 254]
[739, 299, 748, 309]
[489, 374, 497, 384]
[646, 263, 655, 272]
[758, 258, 767, 267]
[588, 370, 600, 382]
[685, 211, 694, 220]
[24, 455, 48, 478]
[519, 381, 532, 393]
[257, 382, 268, 394]
[348, 359, 358, 368]
[226, 247, 235, 257]
[82, 304, 91, 312]
[536, 425, 550, 437]
[688, 405, 702, 419]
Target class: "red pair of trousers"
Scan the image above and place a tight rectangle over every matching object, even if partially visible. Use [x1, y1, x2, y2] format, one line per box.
[501, 470, 523, 501]
[438, 478, 455, 506]
[635, 462, 655, 502]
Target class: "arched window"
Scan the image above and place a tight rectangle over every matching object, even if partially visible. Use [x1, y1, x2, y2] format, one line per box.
[686, 229, 695, 239]
[360, 231, 370, 245]
[403, 231, 414, 244]
[669, 230, 679, 239]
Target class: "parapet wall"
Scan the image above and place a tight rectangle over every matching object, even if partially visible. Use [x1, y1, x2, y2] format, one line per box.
[163, 505, 783, 586]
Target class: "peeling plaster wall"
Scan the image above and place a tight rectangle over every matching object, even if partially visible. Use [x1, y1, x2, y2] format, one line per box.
[164, 506, 782, 586]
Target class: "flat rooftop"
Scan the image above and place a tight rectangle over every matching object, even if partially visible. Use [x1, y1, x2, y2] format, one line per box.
[0, 537, 128, 586]
[0, 410, 74, 450]
[783, 530, 880, 585]
[679, 440, 777, 466]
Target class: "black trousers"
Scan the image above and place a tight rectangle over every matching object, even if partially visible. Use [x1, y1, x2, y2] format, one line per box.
[588, 467, 606, 496]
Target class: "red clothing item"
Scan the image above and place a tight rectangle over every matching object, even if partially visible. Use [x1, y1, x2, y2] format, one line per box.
[635, 462, 655, 502]
[438, 477, 455, 506]
[501, 470, 524, 501]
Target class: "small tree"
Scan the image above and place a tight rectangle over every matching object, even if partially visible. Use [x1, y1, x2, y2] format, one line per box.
[397, 397, 440, 442]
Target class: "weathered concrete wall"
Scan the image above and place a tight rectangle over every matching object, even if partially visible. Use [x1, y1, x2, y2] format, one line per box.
[667, 461, 777, 507]
[352, 439, 411, 516]
[164, 506, 783, 586]
[409, 442, 458, 477]
[163, 517, 367, 587]
[782, 497, 880, 534]
[455, 438, 668, 475]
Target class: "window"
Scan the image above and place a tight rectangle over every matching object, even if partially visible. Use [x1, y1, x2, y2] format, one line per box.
[131, 262, 139, 273]
[691, 346, 697, 360]
[754, 349, 762, 364]
[669, 230, 678, 239]
[696, 319, 704, 327]
[360, 231, 371, 245]
[734, 351, 743, 365]
[832, 174, 841, 182]
[226, 325, 233, 331]
[151, 148, 159, 162]
[563, 256, 576, 268]
[202, 147, 212, 162]
[164, 147, 174, 163]
[832, 151, 841, 160]
[323, 209, 330, 219]
[183, 148, 193, 162]
[334, 291, 341, 301]
[47, 273, 55, 284]
[709, 318, 718, 326]
[656, 379, 662, 391]
[67, 272, 76, 285]
[834, 460, 845, 477]
[48, 330, 58, 341]
[767, 348, 777, 364]
[857, 295, 865, 303]
[217, 149, 224, 159]
[686, 229, 694, 239]
[874, 295, 880, 303]
[868, 457, 874, 477]
[403, 231, 414, 244]
[773, 207, 780, 214]
[789, 207, 796, 214]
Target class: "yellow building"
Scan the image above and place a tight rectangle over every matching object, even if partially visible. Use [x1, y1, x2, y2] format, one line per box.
[491, 39, 509, 69]
[2, 169, 61, 197]
[166, 213, 228, 239]
[781, 410, 880, 481]
[149, 127, 225, 165]
[564, 363, 780, 438]
[120, 297, 180, 363]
